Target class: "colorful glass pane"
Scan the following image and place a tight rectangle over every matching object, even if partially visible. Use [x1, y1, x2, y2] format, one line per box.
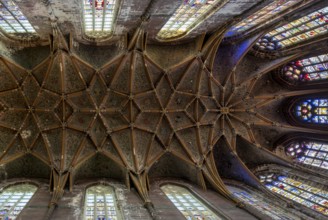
[283, 54, 328, 83]
[295, 99, 328, 124]
[227, 0, 310, 37]
[260, 174, 328, 216]
[286, 141, 328, 170]
[228, 186, 298, 220]
[0, 184, 37, 220]
[0, 0, 36, 35]
[157, 0, 224, 40]
[82, 0, 120, 39]
[161, 184, 221, 219]
[84, 185, 120, 220]
[255, 7, 328, 51]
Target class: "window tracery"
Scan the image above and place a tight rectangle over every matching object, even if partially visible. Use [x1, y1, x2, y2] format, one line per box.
[227, 185, 296, 220]
[84, 185, 121, 220]
[161, 184, 221, 219]
[0, 184, 37, 219]
[286, 140, 328, 169]
[82, 0, 120, 39]
[0, 0, 37, 38]
[156, 0, 225, 41]
[295, 99, 328, 124]
[259, 174, 328, 216]
[282, 54, 328, 83]
[226, 0, 307, 37]
[255, 7, 328, 51]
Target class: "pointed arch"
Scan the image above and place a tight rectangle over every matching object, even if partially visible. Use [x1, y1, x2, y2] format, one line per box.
[275, 133, 328, 171]
[0, 0, 38, 40]
[82, 0, 121, 40]
[254, 6, 328, 51]
[0, 183, 37, 219]
[275, 52, 328, 88]
[156, 0, 228, 41]
[284, 96, 328, 127]
[84, 184, 122, 220]
[226, 0, 314, 38]
[160, 184, 222, 219]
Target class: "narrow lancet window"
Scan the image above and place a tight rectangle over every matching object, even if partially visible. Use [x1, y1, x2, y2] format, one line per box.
[259, 174, 328, 216]
[0, 184, 37, 219]
[161, 184, 221, 219]
[0, 0, 37, 38]
[282, 54, 328, 83]
[157, 0, 226, 41]
[84, 185, 121, 220]
[255, 7, 328, 51]
[82, 0, 120, 39]
[286, 140, 328, 169]
[295, 99, 328, 124]
[227, 0, 310, 37]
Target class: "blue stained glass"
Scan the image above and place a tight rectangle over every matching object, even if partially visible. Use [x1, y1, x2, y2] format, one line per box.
[226, 0, 313, 37]
[260, 174, 328, 215]
[294, 99, 328, 124]
[255, 6, 328, 51]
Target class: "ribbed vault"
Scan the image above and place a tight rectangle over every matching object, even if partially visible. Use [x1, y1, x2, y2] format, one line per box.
[1, 17, 328, 218]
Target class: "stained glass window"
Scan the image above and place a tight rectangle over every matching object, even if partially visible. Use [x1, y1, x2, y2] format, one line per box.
[295, 99, 328, 124]
[82, 0, 120, 39]
[282, 54, 328, 83]
[255, 7, 328, 51]
[259, 174, 328, 216]
[0, 184, 37, 219]
[84, 185, 121, 220]
[228, 185, 297, 220]
[226, 0, 309, 37]
[286, 141, 328, 170]
[0, 0, 37, 37]
[161, 184, 221, 219]
[157, 0, 225, 41]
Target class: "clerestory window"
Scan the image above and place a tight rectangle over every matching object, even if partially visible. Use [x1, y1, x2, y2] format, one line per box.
[82, 0, 120, 39]
[157, 0, 226, 41]
[226, 0, 312, 37]
[0, 0, 37, 39]
[286, 140, 328, 169]
[259, 174, 328, 216]
[0, 183, 37, 220]
[161, 184, 222, 219]
[84, 185, 121, 220]
[255, 7, 328, 51]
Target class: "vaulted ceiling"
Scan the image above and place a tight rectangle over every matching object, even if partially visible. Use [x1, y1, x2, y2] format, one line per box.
[0, 0, 328, 218]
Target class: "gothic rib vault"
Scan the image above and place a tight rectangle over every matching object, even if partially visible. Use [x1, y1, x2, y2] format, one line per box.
[1, 18, 328, 217]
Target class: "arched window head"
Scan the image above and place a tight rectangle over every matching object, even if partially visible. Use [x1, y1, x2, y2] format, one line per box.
[82, 0, 120, 40]
[84, 185, 121, 220]
[258, 173, 328, 216]
[0, 0, 37, 39]
[282, 54, 328, 84]
[286, 140, 328, 169]
[161, 184, 220, 219]
[0, 183, 37, 219]
[226, 0, 310, 37]
[295, 99, 328, 124]
[156, 0, 226, 41]
[255, 7, 328, 51]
